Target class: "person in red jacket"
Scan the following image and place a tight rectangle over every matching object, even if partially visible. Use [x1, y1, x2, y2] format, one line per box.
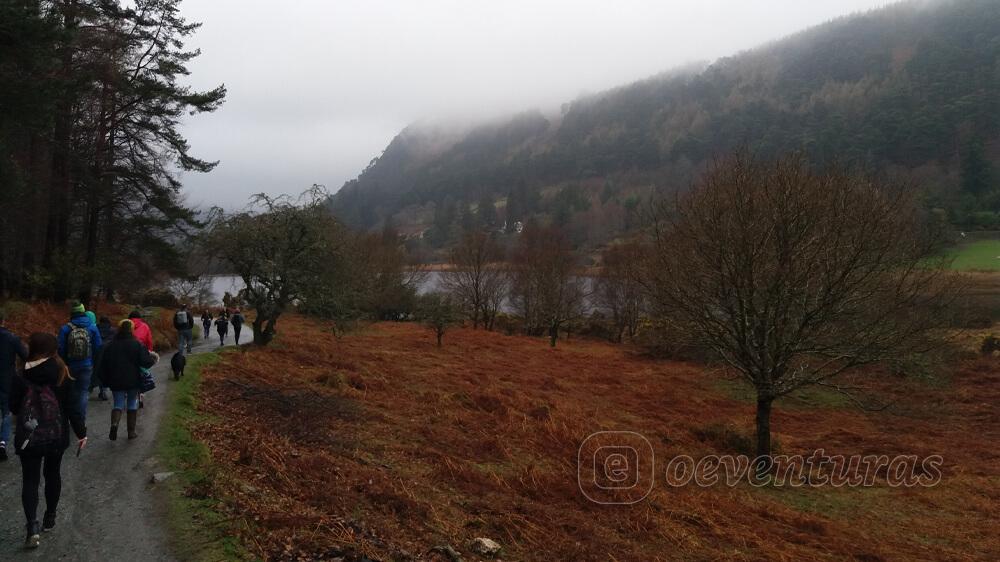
[126, 310, 154, 410]
[126, 311, 153, 352]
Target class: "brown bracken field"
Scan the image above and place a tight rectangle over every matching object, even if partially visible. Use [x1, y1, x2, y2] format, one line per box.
[188, 315, 999, 561]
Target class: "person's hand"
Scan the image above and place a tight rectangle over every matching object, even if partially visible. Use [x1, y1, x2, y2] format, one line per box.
[78, 437, 88, 451]
[151, 351, 160, 363]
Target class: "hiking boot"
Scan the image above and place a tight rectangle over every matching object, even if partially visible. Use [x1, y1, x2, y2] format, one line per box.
[127, 410, 138, 440]
[109, 409, 123, 441]
[0, 442, 7, 462]
[42, 511, 56, 532]
[25, 521, 40, 548]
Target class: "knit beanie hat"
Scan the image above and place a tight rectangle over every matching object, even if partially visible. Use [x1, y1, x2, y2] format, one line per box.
[71, 302, 86, 315]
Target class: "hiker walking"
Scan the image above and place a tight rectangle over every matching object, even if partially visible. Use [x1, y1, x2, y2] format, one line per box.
[231, 308, 246, 345]
[127, 310, 154, 352]
[56, 303, 102, 420]
[173, 304, 194, 354]
[127, 310, 154, 410]
[200, 310, 212, 341]
[10, 333, 87, 548]
[0, 308, 29, 461]
[214, 312, 229, 347]
[99, 320, 158, 441]
[90, 316, 116, 401]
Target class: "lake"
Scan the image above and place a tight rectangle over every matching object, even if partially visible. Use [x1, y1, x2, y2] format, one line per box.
[206, 271, 597, 314]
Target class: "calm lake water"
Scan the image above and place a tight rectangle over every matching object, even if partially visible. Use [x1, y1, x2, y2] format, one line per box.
[211, 271, 454, 300]
[207, 271, 597, 313]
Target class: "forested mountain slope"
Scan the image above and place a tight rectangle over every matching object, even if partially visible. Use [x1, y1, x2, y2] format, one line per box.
[332, 0, 1000, 248]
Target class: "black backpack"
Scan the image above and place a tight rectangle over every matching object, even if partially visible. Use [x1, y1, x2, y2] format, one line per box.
[19, 383, 64, 452]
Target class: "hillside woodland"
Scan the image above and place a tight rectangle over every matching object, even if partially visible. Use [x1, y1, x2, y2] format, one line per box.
[332, 0, 1000, 255]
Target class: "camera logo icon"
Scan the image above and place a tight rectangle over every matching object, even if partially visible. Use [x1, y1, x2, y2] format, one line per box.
[578, 431, 655, 504]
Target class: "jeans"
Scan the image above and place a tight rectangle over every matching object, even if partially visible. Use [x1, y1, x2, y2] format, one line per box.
[72, 367, 93, 421]
[178, 329, 193, 353]
[113, 389, 140, 411]
[233, 325, 242, 345]
[0, 389, 10, 446]
[20, 450, 64, 525]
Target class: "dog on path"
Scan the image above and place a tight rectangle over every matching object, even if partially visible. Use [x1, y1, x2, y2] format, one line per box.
[170, 351, 186, 381]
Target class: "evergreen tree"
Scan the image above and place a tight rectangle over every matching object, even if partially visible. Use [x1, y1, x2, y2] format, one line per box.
[476, 191, 497, 228]
[0, 0, 225, 300]
[962, 140, 994, 196]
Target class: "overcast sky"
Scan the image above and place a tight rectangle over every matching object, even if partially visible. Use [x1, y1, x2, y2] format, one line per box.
[177, 0, 894, 209]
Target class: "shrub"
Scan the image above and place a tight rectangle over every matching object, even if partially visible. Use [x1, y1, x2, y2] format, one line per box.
[981, 335, 1000, 356]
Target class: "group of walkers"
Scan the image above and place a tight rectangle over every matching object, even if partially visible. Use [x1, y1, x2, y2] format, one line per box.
[191, 305, 246, 347]
[0, 300, 247, 549]
[0, 302, 161, 548]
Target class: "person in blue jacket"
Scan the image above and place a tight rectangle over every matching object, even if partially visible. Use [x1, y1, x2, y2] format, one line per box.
[56, 302, 102, 421]
[0, 308, 28, 461]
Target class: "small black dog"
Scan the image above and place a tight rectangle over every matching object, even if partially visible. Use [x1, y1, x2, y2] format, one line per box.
[170, 351, 186, 381]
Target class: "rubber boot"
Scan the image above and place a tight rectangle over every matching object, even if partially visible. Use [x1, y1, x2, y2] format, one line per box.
[126, 410, 138, 440]
[109, 409, 123, 441]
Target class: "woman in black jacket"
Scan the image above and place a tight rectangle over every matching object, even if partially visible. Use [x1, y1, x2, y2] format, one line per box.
[99, 320, 158, 441]
[214, 312, 229, 347]
[200, 310, 212, 341]
[9, 333, 87, 548]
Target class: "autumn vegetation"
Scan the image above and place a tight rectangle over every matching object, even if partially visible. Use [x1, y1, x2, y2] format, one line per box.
[184, 315, 998, 561]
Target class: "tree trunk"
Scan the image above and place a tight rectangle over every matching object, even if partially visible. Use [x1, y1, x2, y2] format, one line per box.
[754, 397, 774, 479]
[436, 330, 443, 347]
[252, 313, 276, 346]
[549, 323, 558, 347]
[45, 0, 79, 302]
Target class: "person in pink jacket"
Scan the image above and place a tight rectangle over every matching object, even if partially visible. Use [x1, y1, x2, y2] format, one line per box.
[126, 310, 154, 410]
[127, 311, 153, 352]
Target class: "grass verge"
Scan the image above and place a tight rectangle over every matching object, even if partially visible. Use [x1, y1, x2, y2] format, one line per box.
[944, 239, 1000, 271]
[157, 351, 249, 562]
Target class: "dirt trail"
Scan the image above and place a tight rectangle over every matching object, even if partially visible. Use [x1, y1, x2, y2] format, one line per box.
[0, 328, 248, 559]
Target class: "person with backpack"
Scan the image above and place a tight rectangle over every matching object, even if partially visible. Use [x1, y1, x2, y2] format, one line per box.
[10, 332, 87, 548]
[0, 308, 29, 461]
[231, 308, 246, 345]
[99, 320, 158, 441]
[90, 316, 116, 401]
[200, 309, 212, 341]
[214, 312, 229, 347]
[173, 304, 194, 354]
[56, 303, 102, 420]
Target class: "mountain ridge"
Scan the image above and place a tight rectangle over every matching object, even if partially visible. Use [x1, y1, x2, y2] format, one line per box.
[332, 0, 1000, 248]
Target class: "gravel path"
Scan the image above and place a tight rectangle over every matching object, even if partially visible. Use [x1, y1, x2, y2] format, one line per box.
[0, 327, 247, 559]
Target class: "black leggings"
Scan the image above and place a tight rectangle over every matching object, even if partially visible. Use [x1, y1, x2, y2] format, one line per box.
[20, 450, 65, 524]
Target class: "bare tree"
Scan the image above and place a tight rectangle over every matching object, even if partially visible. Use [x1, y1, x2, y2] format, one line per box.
[165, 276, 213, 306]
[208, 187, 347, 346]
[510, 225, 586, 347]
[594, 240, 647, 342]
[441, 230, 507, 329]
[646, 153, 958, 475]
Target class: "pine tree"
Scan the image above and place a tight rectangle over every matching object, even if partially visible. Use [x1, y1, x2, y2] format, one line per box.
[962, 140, 994, 197]
[477, 192, 497, 228]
